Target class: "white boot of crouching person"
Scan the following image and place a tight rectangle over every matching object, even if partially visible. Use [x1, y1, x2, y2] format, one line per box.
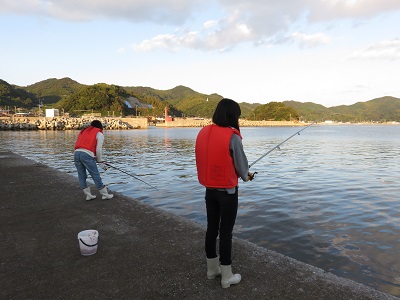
[83, 187, 96, 201]
[99, 186, 113, 200]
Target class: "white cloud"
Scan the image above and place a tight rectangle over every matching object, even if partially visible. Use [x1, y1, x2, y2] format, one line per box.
[2, 0, 400, 52]
[134, 9, 257, 52]
[203, 20, 217, 29]
[0, 0, 203, 23]
[309, 0, 400, 21]
[2, 0, 400, 24]
[133, 0, 400, 51]
[1, 0, 400, 106]
[350, 38, 400, 60]
[134, 34, 180, 52]
[292, 32, 332, 48]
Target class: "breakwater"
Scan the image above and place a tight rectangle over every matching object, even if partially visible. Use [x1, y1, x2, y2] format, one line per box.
[0, 116, 305, 130]
[0, 116, 148, 130]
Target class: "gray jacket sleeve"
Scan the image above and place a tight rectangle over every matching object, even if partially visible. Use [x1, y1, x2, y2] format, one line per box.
[230, 134, 249, 181]
[95, 132, 104, 162]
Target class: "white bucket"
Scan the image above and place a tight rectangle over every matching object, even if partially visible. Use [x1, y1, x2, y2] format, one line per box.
[78, 230, 99, 256]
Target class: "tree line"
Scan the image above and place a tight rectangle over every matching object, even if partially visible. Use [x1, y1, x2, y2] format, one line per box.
[1, 77, 399, 122]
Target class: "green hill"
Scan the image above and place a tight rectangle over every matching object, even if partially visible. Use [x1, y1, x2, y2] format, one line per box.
[1, 77, 400, 122]
[254, 102, 300, 121]
[239, 102, 261, 119]
[284, 96, 400, 122]
[0, 79, 36, 108]
[55, 83, 132, 117]
[329, 96, 400, 122]
[26, 77, 84, 104]
[125, 85, 257, 118]
[124, 86, 185, 117]
[126, 85, 224, 118]
[283, 101, 330, 121]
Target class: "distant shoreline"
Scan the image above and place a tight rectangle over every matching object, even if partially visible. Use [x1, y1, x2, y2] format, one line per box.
[0, 116, 306, 130]
[0, 116, 398, 131]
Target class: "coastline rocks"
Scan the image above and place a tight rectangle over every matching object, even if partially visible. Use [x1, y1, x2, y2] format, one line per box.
[0, 117, 138, 131]
[0, 119, 38, 130]
[0, 116, 305, 131]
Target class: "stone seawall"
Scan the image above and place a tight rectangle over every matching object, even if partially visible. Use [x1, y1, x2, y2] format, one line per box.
[0, 116, 148, 130]
[0, 116, 305, 130]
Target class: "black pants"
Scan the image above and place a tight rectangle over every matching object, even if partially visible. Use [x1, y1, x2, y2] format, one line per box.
[205, 187, 238, 266]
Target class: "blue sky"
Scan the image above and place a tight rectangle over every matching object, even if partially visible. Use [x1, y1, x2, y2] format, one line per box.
[1, 0, 400, 107]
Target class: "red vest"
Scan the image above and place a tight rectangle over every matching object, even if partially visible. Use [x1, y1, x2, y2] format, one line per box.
[195, 124, 242, 188]
[74, 126, 102, 155]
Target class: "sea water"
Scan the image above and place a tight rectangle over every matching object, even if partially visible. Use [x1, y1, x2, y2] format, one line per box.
[1, 125, 399, 296]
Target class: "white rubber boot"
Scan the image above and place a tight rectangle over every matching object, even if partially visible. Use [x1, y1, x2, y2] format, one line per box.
[83, 187, 96, 201]
[206, 257, 221, 279]
[220, 265, 241, 288]
[99, 186, 113, 200]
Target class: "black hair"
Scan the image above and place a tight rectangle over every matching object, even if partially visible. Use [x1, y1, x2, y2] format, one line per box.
[212, 98, 241, 131]
[90, 120, 103, 130]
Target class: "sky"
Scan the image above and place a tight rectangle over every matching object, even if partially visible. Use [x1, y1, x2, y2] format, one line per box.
[1, 0, 400, 107]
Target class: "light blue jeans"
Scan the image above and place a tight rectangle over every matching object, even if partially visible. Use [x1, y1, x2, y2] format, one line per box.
[74, 151, 104, 189]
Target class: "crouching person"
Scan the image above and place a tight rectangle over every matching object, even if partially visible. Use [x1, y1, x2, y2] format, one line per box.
[74, 120, 113, 200]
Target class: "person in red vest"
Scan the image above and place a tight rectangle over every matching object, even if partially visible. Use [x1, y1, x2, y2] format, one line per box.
[74, 120, 113, 200]
[195, 98, 255, 288]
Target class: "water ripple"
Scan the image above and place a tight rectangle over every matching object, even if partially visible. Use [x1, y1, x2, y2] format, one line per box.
[1, 125, 400, 296]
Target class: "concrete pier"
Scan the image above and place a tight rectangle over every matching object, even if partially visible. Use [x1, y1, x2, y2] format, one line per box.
[0, 151, 398, 300]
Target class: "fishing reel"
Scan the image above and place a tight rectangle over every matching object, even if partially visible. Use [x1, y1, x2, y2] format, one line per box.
[248, 171, 258, 181]
[99, 162, 108, 171]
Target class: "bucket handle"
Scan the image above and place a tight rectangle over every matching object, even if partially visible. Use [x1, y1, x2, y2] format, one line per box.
[79, 238, 98, 248]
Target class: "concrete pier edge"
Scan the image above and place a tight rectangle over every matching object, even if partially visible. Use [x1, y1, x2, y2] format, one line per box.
[1, 151, 398, 299]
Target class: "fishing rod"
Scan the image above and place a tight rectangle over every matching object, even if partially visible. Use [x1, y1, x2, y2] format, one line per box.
[101, 162, 158, 190]
[249, 120, 319, 168]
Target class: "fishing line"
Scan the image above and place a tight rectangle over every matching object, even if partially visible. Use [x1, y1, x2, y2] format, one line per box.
[249, 120, 319, 168]
[101, 162, 158, 190]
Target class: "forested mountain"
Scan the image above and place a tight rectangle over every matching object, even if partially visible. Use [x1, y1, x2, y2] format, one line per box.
[284, 96, 400, 122]
[55, 84, 133, 116]
[127, 85, 223, 118]
[283, 101, 330, 121]
[155, 85, 223, 118]
[26, 77, 84, 104]
[239, 102, 261, 118]
[253, 102, 300, 121]
[329, 96, 400, 122]
[1, 77, 399, 122]
[126, 85, 257, 118]
[0, 79, 36, 108]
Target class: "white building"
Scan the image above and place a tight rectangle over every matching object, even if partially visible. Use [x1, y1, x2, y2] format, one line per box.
[46, 109, 60, 118]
